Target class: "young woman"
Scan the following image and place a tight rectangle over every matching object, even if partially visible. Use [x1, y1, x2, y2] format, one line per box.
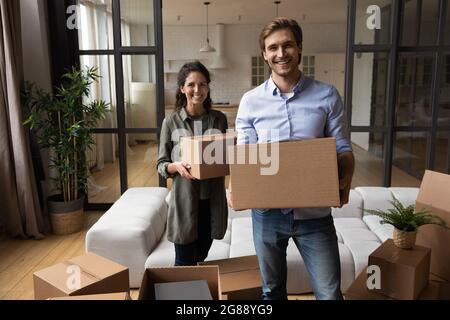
[156, 61, 228, 266]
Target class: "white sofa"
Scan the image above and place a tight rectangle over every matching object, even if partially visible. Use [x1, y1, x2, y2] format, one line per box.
[86, 186, 420, 292]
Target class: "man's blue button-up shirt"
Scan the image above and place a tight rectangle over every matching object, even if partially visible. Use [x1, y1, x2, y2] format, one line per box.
[235, 75, 352, 220]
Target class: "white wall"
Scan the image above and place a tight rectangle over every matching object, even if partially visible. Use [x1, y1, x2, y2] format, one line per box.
[20, 0, 51, 92]
[163, 23, 346, 105]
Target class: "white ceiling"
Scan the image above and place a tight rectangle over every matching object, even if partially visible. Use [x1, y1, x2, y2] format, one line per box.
[162, 0, 348, 25]
[118, 0, 349, 25]
[101, 0, 437, 26]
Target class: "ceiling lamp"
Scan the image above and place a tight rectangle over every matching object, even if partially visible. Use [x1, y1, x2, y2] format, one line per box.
[274, 1, 280, 17]
[200, 2, 216, 52]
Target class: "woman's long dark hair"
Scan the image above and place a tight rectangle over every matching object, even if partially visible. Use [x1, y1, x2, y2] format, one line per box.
[175, 61, 212, 112]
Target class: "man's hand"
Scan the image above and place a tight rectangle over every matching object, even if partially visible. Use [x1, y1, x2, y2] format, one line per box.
[168, 161, 196, 180]
[227, 190, 234, 208]
[337, 152, 355, 208]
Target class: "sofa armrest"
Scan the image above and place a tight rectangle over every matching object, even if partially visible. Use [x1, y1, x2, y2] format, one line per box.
[85, 187, 169, 288]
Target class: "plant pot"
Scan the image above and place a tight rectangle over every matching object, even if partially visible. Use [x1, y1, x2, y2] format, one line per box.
[47, 195, 85, 235]
[393, 227, 417, 249]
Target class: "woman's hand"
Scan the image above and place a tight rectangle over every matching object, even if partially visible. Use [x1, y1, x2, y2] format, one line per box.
[168, 162, 196, 180]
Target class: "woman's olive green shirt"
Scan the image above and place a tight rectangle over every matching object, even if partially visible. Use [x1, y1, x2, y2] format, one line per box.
[156, 107, 229, 244]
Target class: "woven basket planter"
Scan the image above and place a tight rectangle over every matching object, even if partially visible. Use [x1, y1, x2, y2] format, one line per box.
[393, 228, 417, 249]
[48, 195, 85, 235]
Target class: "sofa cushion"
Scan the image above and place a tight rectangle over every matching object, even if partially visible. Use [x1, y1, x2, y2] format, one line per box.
[389, 187, 419, 207]
[363, 215, 394, 242]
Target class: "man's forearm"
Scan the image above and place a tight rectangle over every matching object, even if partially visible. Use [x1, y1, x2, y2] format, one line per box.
[337, 151, 355, 181]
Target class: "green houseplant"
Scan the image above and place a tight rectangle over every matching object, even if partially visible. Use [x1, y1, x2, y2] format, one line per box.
[22, 66, 110, 235]
[364, 195, 447, 249]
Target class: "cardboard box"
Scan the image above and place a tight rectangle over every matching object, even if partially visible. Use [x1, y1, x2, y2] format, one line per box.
[344, 268, 392, 300]
[138, 266, 222, 300]
[229, 138, 340, 210]
[368, 239, 431, 300]
[180, 133, 237, 180]
[199, 255, 262, 300]
[47, 292, 131, 300]
[33, 252, 130, 300]
[345, 268, 450, 300]
[415, 170, 450, 282]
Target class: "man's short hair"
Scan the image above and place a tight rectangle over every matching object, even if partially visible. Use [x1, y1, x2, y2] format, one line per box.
[259, 17, 303, 52]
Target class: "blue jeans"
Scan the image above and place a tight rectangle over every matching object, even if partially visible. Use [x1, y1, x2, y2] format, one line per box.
[252, 209, 343, 300]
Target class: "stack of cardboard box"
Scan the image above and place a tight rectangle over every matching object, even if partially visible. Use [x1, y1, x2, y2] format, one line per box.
[346, 170, 450, 300]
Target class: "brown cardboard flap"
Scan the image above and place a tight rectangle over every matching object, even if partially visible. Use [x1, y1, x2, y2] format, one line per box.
[200, 256, 259, 274]
[33, 253, 130, 300]
[229, 138, 340, 210]
[416, 170, 450, 219]
[48, 292, 131, 300]
[416, 170, 450, 282]
[139, 266, 220, 300]
[34, 263, 99, 296]
[221, 269, 261, 292]
[68, 252, 128, 279]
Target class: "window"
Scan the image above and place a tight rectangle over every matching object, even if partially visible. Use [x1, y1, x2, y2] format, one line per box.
[399, 57, 409, 85]
[422, 57, 433, 86]
[302, 55, 315, 79]
[446, 55, 450, 84]
[251, 56, 267, 87]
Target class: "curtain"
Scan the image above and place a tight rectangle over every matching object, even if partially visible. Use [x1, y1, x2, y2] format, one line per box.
[0, 0, 46, 238]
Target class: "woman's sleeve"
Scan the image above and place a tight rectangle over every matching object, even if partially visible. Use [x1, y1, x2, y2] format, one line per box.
[156, 118, 176, 179]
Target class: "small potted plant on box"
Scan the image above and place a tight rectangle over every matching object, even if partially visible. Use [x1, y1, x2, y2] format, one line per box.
[364, 195, 448, 249]
[22, 66, 110, 235]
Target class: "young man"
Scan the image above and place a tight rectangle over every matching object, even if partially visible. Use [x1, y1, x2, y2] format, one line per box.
[230, 18, 355, 300]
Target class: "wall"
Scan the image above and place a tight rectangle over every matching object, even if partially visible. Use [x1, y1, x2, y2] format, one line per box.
[20, 0, 52, 92]
[163, 23, 346, 105]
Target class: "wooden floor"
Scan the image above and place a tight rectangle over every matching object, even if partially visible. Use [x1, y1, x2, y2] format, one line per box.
[0, 212, 313, 300]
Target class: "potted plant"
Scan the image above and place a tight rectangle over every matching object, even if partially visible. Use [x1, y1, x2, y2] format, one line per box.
[364, 195, 448, 249]
[22, 66, 110, 235]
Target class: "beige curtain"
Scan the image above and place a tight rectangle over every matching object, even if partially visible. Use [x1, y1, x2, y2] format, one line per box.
[0, 0, 47, 238]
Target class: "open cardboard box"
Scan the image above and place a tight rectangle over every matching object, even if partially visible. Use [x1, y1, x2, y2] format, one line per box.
[33, 252, 130, 300]
[416, 170, 450, 282]
[138, 266, 222, 300]
[199, 255, 262, 300]
[180, 132, 237, 180]
[229, 137, 340, 210]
